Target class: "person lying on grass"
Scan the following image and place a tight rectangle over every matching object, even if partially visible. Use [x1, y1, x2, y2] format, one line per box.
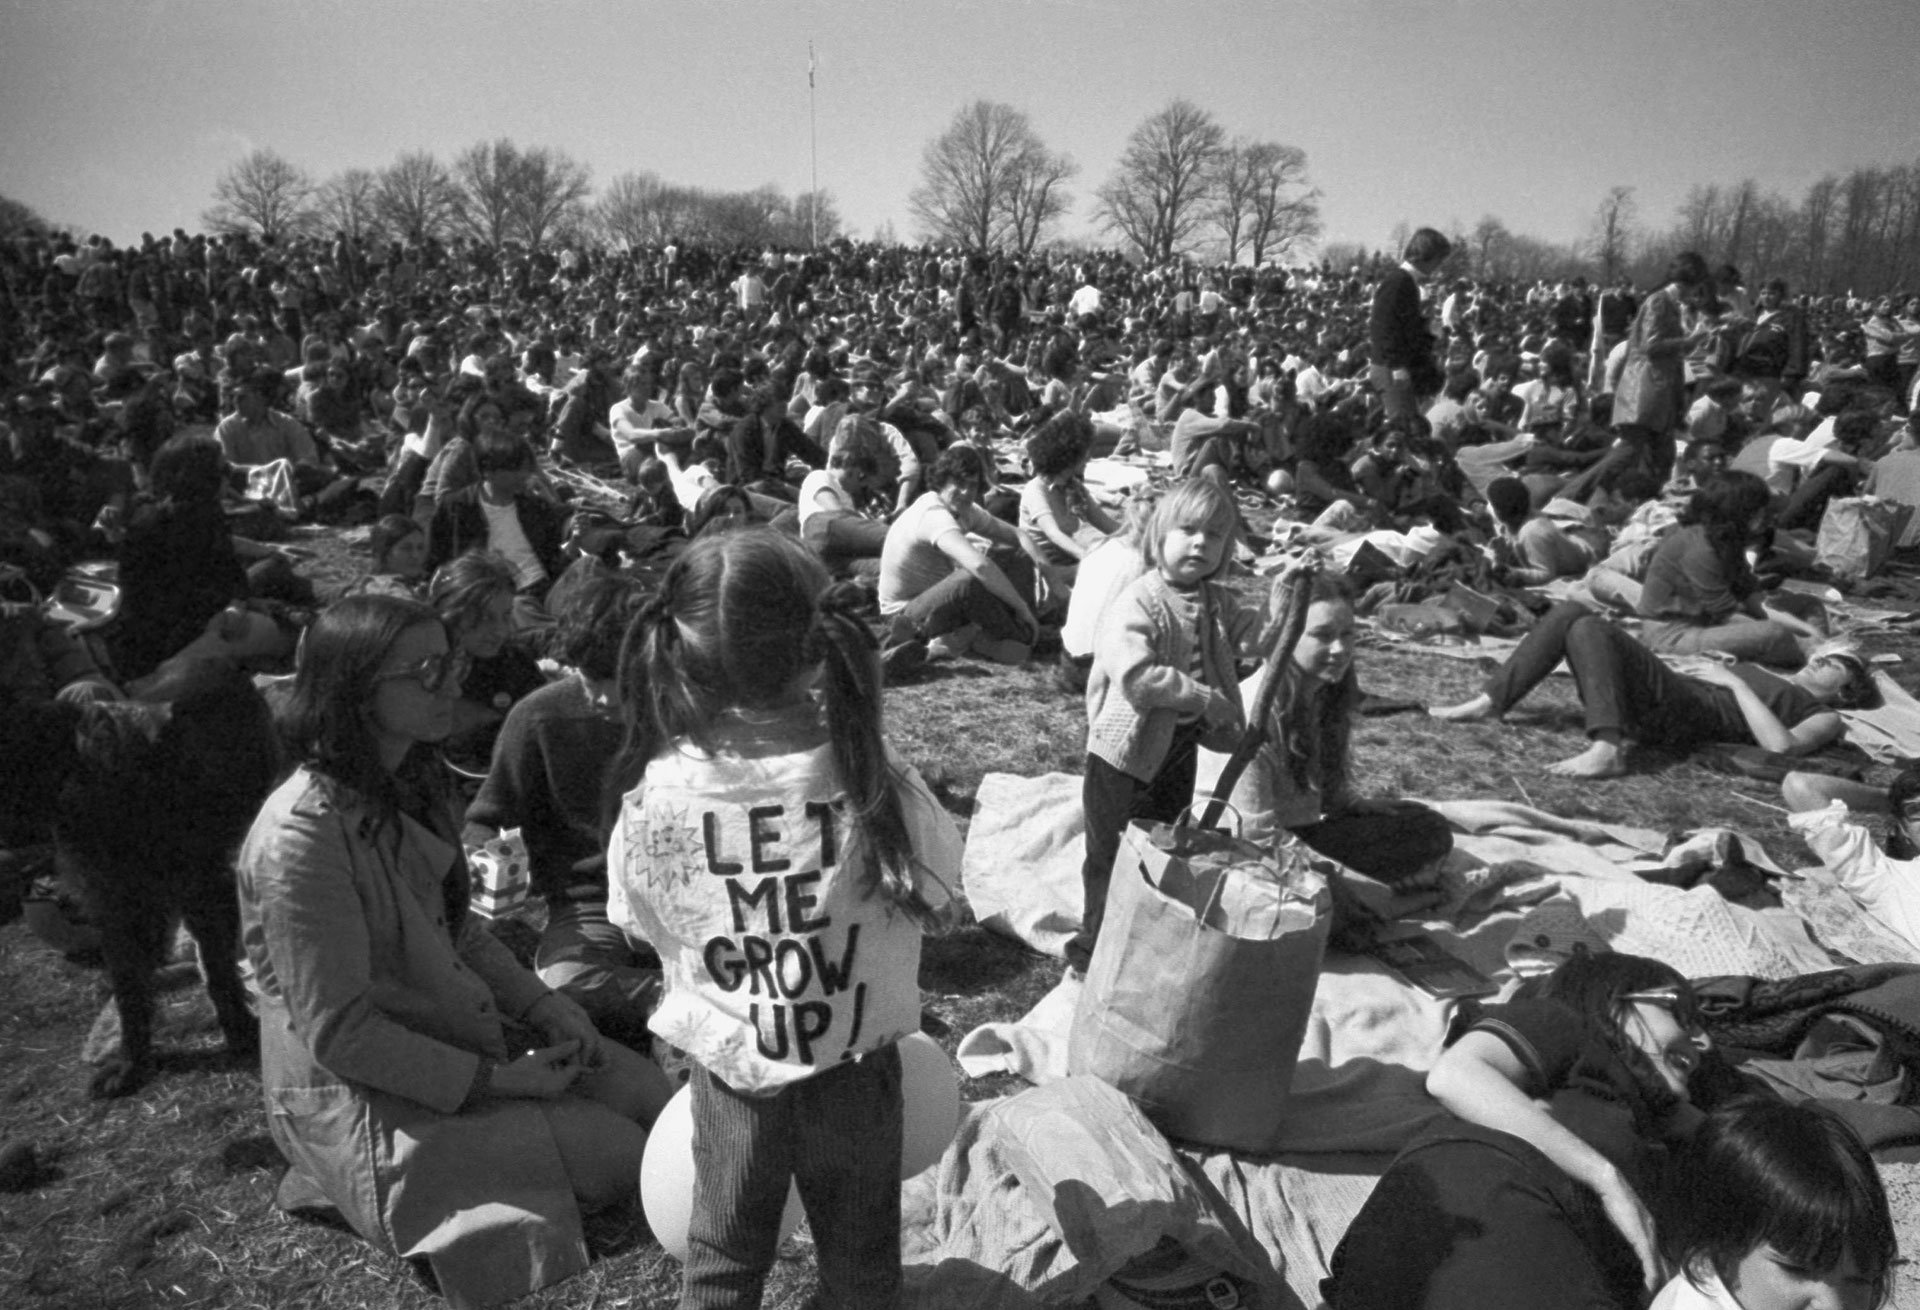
[1428, 602, 1878, 777]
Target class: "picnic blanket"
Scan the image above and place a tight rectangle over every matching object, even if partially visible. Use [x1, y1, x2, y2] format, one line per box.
[938, 775, 1920, 1309]
[959, 776, 1834, 984]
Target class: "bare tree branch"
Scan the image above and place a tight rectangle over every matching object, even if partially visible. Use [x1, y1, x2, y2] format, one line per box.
[910, 101, 1071, 251]
[1094, 99, 1226, 262]
[371, 152, 459, 244]
[312, 169, 381, 243]
[203, 149, 314, 242]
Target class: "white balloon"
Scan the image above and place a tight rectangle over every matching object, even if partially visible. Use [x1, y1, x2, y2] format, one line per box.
[897, 1032, 961, 1179]
[639, 1033, 962, 1256]
[639, 1085, 802, 1262]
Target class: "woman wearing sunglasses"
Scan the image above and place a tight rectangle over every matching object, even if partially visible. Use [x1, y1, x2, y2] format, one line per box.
[238, 594, 666, 1306]
[1325, 952, 1730, 1309]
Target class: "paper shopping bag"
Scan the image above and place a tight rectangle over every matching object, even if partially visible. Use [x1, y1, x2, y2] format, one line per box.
[1068, 821, 1329, 1154]
[1816, 496, 1914, 582]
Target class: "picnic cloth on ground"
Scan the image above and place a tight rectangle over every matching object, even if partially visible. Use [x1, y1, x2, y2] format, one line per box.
[959, 771, 1086, 960]
[950, 780, 1920, 1306]
[961, 782, 1835, 979]
[899, 1076, 1295, 1310]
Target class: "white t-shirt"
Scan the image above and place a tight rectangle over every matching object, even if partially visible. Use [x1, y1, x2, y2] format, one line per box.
[1767, 415, 1840, 490]
[877, 492, 993, 616]
[609, 396, 677, 462]
[1063, 537, 1149, 659]
[796, 468, 859, 532]
[479, 497, 547, 591]
[608, 707, 959, 1092]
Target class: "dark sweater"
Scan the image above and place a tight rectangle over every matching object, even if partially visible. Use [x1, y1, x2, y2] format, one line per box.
[462, 674, 621, 904]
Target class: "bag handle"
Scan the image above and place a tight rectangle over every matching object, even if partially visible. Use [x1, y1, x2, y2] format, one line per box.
[1176, 798, 1244, 838]
[1190, 556, 1317, 831]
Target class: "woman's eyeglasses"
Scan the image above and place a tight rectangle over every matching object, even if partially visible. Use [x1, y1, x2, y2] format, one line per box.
[374, 649, 470, 694]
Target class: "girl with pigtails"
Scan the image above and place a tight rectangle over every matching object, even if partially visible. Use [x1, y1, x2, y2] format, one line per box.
[604, 526, 961, 1310]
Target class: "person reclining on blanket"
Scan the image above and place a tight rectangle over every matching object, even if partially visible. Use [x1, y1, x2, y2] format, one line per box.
[1484, 476, 1601, 586]
[1428, 604, 1877, 777]
[1324, 951, 1898, 1310]
[1780, 761, 1920, 955]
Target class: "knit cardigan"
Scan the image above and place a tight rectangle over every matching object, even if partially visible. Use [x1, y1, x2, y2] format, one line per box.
[1084, 570, 1262, 782]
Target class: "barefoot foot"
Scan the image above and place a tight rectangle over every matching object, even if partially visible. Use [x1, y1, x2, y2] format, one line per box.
[1546, 741, 1629, 778]
[1429, 694, 1498, 723]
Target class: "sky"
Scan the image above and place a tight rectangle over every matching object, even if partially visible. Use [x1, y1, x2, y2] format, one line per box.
[3, 0, 1917, 255]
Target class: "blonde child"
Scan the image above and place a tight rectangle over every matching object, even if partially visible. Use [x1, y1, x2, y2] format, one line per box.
[605, 528, 959, 1309]
[1069, 478, 1280, 972]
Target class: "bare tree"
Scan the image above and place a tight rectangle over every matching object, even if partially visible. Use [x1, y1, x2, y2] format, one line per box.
[0, 192, 51, 240]
[1676, 184, 1726, 258]
[1470, 215, 1510, 279]
[595, 171, 670, 248]
[1209, 139, 1319, 265]
[909, 101, 1073, 252]
[510, 146, 593, 247]
[1587, 186, 1637, 285]
[788, 190, 844, 246]
[1094, 99, 1226, 262]
[452, 139, 523, 247]
[1002, 148, 1076, 254]
[375, 151, 460, 243]
[203, 149, 314, 242]
[312, 169, 381, 242]
[1798, 175, 1838, 292]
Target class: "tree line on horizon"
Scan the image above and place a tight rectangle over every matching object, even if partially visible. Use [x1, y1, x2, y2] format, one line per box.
[1342, 162, 1920, 300]
[4, 102, 1917, 297]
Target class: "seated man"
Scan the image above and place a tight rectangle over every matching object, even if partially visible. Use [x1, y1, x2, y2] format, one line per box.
[298, 359, 381, 473]
[462, 572, 661, 1051]
[797, 448, 889, 578]
[426, 429, 569, 631]
[879, 444, 1041, 666]
[607, 360, 690, 466]
[213, 369, 343, 517]
[1761, 406, 1880, 531]
[1169, 382, 1259, 485]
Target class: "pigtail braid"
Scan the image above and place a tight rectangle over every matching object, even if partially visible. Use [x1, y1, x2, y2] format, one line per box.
[812, 586, 944, 928]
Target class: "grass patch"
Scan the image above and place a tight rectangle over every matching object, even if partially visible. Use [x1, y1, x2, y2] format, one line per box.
[6, 520, 1915, 1307]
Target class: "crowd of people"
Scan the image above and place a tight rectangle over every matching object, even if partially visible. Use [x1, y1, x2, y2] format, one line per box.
[4, 218, 1919, 1308]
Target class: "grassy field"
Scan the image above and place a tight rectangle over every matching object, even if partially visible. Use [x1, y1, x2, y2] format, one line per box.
[0, 529, 1903, 1309]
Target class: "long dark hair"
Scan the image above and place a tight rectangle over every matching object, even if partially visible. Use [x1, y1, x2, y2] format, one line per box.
[278, 593, 451, 836]
[1270, 572, 1358, 799]
[1663, 1099, 1895, 1308]
[1679, 470, 1770, 600]
[603, 528, 940, 923]
[1517, 950, 1696, 1132]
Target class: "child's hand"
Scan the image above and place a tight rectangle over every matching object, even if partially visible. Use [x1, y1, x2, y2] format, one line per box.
[1203, 688, 1242, 730]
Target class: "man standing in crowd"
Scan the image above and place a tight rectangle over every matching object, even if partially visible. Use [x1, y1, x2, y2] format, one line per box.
[1369, 227, 1452, 418]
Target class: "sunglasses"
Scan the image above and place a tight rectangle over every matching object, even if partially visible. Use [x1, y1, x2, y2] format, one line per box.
[374, 649, 470, 694]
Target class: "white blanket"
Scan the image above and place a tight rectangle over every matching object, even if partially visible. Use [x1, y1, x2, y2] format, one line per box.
[940, 777, 1909, 1307]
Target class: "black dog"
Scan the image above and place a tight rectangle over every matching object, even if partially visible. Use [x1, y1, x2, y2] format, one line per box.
[0, 661, 281, 1097]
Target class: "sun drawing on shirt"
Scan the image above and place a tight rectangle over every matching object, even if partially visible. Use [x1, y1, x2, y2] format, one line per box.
[625, 805, 706, 890]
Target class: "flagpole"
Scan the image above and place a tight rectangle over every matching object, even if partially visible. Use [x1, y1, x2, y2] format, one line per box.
[808, 41, 819, 248]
